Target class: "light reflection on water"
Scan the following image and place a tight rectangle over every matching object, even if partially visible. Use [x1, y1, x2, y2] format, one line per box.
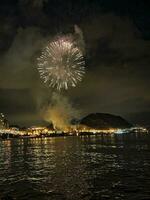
[0, 133, 150, 200]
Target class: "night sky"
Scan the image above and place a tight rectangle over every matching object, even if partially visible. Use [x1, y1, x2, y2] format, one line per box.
[0, 0, 150, 126]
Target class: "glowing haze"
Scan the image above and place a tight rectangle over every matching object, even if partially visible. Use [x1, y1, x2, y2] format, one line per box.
[37, 34, 85, 90]
[43, 93, 80, 131]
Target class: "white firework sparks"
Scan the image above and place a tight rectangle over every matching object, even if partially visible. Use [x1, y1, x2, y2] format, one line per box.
[37, 36, 85, 90]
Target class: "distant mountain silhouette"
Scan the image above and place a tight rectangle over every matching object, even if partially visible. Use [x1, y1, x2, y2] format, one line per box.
[80, 113, 132, 129]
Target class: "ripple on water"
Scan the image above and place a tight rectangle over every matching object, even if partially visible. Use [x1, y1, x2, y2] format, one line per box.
[0, 135, 150, 200]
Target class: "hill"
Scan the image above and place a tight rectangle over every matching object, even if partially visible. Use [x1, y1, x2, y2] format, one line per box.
[80, 113, 132, 129]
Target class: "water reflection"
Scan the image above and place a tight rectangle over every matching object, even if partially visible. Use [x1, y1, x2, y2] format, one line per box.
[0, 133, 150, 199]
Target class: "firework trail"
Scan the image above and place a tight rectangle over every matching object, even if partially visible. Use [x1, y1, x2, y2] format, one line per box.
[37, 35, 85, 90]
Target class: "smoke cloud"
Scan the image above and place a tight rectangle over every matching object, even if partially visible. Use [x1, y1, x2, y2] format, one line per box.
[74, 24, 85, 54]
[43, 93, 80, 131]
[38, 25, 85, 130]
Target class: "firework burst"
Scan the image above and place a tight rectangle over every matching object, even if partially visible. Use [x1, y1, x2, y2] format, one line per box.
[37, 36, 85, 90]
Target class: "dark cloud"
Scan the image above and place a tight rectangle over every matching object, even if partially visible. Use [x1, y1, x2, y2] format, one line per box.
[0, 27, 44, 89]
[66, 13, 150, 123]
[0, 0, 150, 125]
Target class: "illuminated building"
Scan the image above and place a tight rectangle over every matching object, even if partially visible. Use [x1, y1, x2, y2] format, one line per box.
[0, 113, 9, 129]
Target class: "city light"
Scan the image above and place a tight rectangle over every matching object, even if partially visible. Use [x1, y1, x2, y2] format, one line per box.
[0, 126, 148, 139]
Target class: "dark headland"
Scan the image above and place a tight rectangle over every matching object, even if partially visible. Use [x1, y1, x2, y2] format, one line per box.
[80, 113, 132, 129]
